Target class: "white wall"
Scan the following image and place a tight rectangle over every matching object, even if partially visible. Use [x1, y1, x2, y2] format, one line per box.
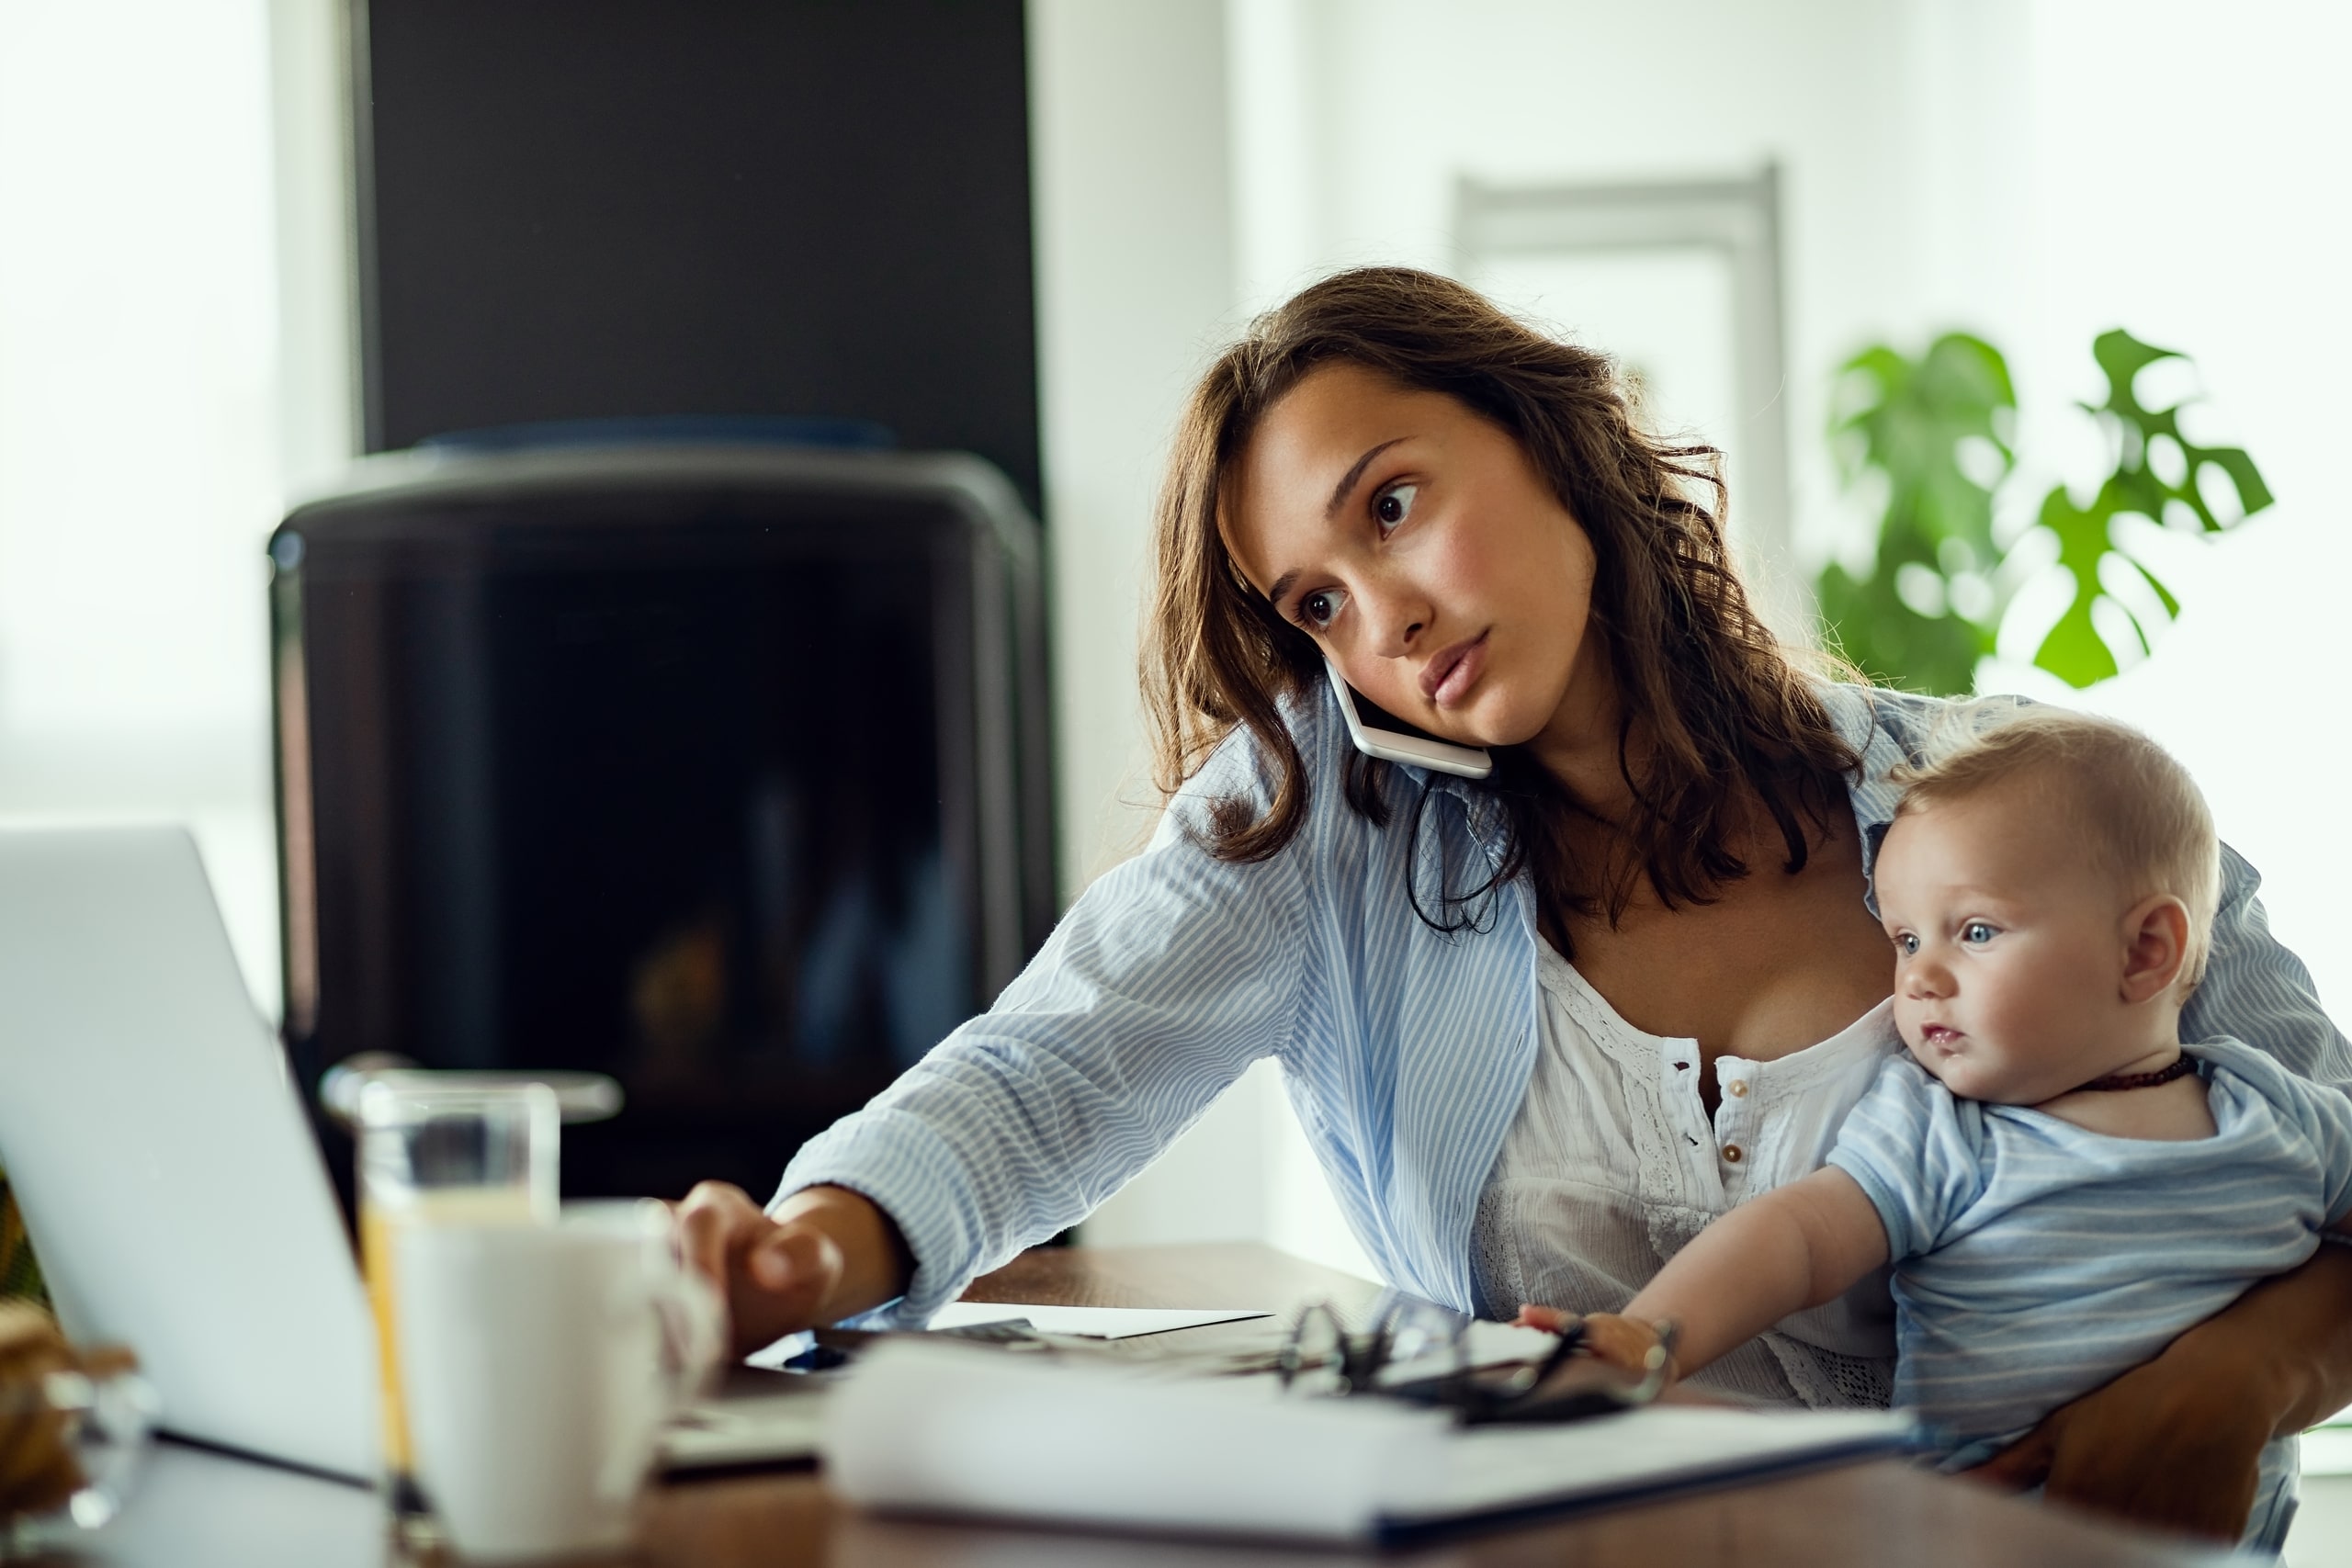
[1227, 0, 1941, 570]
[1954, 1, 2352, 1016]
[0, 0, 288, 1015]
[1028, 0, 1239, 894]
[1027, 0, 1324, 1258]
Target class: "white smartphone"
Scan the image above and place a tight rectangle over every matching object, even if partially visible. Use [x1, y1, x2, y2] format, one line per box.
[1323, 659, 1494, 780]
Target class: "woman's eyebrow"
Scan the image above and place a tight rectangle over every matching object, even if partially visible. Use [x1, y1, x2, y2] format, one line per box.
[1325, 438, 1406, 520]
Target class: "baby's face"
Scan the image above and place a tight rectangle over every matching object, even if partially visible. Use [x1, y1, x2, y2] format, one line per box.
[1874, 790, 2138, 1104]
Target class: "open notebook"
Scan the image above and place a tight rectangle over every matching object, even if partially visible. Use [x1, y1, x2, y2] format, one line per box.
[825, 1339, 1917, 1545]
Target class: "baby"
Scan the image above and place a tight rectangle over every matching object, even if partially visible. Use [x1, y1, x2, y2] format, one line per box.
[1534, 705, 2352, 1551]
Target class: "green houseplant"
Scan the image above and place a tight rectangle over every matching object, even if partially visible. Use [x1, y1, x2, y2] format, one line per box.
[1821, 329, 2271, 694]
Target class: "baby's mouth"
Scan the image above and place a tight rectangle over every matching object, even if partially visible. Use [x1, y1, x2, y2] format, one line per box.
[1919, 1024, 1962, 1050]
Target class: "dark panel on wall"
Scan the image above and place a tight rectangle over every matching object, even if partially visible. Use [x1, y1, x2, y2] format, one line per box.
[274, 449, 1053, 1204]
[355, 0, 1042, 507]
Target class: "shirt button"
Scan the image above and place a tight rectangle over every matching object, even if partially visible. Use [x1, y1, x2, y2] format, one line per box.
[1728, 1080, 1749, 1099]
[1722, 1145, 1744, 1163]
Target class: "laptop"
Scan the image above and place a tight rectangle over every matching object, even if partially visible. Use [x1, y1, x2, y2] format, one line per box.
[0, 827, 825, 1483]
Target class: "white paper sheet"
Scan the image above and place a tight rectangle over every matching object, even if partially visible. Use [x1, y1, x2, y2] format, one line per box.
[824, 1338, 1917, 1543]
[926, 1302, 1273, 1339]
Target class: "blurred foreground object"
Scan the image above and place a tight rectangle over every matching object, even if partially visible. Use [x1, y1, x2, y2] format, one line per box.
[0, 1303, 153, 1541]
[0, 1170, 41, 1311]
[318, 1057, 622, 1129]
[1822, 330, 2270, 693]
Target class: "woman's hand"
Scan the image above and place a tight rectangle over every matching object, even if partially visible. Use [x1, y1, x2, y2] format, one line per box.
[1965, 1246, 2352, 1542]
[674, 1181, 912, 1356]
[1961, 1335, 2268, 1540]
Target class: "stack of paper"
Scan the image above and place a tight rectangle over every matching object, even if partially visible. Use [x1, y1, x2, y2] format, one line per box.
[924, 1303, 1272, 1338]
[823, 1338, 1915, 1544]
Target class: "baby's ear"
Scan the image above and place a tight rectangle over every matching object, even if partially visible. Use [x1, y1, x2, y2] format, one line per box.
[2120, 895, 2190, 1005]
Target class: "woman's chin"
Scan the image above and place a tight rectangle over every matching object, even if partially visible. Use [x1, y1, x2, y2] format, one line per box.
[1443, 694, 1549, 752]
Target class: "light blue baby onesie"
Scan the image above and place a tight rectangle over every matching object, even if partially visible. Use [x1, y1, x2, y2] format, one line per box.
[1826, 1037, 2352, 1551]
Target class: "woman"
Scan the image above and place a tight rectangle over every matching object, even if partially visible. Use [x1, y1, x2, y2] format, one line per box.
[681, 268, 2352, 1540]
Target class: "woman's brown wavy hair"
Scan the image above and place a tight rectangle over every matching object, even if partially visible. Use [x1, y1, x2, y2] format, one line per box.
[1141, 266, 1859, 951]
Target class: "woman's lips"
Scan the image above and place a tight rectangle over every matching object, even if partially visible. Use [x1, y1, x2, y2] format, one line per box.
[1421, 632, 1489, 708]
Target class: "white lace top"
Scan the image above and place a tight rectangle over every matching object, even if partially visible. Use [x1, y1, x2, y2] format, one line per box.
[1470, 939, 1904, 1408]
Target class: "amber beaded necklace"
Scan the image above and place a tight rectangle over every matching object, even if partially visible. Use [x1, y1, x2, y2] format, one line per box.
[2077, 1056, 2198, 1093]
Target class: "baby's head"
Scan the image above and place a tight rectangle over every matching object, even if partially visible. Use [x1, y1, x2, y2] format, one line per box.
[1874, 705, 2218, 1105]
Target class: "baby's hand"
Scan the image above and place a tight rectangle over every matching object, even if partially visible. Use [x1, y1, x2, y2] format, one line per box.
[1513, 1304, 1678, 1382]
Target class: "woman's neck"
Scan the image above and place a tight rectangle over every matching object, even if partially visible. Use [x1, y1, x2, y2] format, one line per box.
[1529, 630, 1634, 814]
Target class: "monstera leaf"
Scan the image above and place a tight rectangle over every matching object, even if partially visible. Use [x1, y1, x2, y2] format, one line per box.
[1819, 333, 2016, 694]
[1820, 327, 2269, 694]
[2026, 330, 2273, 687]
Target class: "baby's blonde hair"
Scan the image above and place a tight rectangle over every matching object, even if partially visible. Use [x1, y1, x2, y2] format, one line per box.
[1890, 703, 2220, 992]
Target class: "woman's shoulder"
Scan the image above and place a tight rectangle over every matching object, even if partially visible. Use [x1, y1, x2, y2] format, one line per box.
[1817, 682, 1980, 757]
[1818, 683, 2040, 829]
[1158, 680, 1430, 847]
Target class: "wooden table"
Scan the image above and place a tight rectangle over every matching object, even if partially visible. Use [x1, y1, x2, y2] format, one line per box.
[635, 1243, 2221, 1568]
[71, 1243, 2224, 1567]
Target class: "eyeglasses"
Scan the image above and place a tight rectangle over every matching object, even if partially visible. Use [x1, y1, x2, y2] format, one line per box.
[1275, 1297, 1678, 1426]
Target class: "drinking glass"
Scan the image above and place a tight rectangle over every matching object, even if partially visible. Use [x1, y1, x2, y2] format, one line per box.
[0, 1344, 157, 1557]
[356, 1081, 558, 1545]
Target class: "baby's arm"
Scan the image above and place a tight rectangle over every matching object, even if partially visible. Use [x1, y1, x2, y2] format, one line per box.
[1527, 1168, 1891, 1380]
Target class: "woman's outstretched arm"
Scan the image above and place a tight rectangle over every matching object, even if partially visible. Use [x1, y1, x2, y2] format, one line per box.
[679, 725, 1323, 1341]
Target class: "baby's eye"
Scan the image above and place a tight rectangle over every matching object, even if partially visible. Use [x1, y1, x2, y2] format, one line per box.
[1298, 587, 1348, 630]
[1373, 483, 1418, 531]
[1893, 931, 1919, 956]
[1962, 920, 1997, 945]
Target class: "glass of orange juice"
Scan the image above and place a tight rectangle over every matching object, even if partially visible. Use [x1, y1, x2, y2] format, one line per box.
[356, 1080, 558, 1546]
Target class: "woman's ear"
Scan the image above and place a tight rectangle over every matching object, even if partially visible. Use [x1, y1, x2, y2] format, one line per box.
[2119, 895, 2191, 1005]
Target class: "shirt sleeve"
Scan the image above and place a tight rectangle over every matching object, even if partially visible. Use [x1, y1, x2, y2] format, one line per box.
[775, 727, 1316, 1325]
[1824, 1055, 1989, 1261]
[2250, 1050, 2352, 1229]
[2183, 844, 2352, 1091]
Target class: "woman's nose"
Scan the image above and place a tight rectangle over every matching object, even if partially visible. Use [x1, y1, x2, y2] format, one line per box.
[1358, 581, 1429, 657]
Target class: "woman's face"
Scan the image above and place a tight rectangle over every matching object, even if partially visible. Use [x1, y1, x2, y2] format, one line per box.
[1224, 362, 1602, 752]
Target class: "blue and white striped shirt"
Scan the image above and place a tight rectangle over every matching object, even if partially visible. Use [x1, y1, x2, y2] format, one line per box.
[778, 683, 2352, 1327]
[1826, 1037, 2352, 1545]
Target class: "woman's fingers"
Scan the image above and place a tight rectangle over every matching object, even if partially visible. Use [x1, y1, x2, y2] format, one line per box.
[673, 1181, 839, 1351]
[722, 1213, 849, 1354]
[675, 1180, 764, 1292]
[1957, 1417, 2057, 1493]
[1962, 1352, 2266, 1542]
[1513, 1303, 1575, 1333]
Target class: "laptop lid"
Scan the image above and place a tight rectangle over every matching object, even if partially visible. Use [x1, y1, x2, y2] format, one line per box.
[0, 827, 377, 1481]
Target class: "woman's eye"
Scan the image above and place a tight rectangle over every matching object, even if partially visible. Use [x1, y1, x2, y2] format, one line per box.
[1299, 587, 1346, 629]
[1962, 921, 1996, 945]
[1373, 483, 1418, 531]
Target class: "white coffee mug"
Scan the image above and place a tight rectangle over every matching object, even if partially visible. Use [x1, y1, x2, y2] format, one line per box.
[394, 1200, 721, 1561]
